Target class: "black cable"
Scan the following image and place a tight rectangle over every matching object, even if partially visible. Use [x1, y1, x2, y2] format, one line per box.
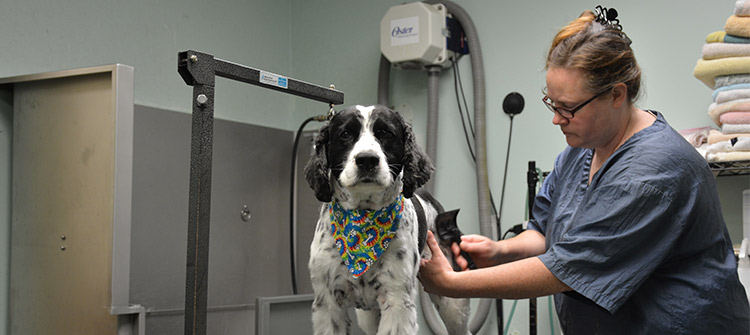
[502, 223, 525, 240]
[452, 58, 476, 161]
[497, 114, 515, 237]
[290, 115, 326, 295]
[454, 58, 476, 138]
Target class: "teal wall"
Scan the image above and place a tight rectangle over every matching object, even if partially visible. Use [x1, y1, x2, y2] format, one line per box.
[0, 0, 745, 334]
[0, 0, 296, 127]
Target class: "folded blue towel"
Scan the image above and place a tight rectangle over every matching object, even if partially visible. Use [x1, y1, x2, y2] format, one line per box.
[725, 33, 750, 44]
[713, 83, 750, 101]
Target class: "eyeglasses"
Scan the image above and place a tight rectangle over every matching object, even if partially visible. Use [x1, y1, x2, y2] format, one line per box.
[542, 88, 610, 119]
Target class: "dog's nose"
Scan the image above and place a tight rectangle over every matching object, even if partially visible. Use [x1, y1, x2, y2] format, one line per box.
[355, 153, 379, 171]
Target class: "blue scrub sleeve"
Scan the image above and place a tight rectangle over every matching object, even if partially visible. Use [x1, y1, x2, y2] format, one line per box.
[538, 180, 680, 314]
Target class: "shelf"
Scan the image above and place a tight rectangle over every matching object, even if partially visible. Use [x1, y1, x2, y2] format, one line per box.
[709, 160, 750, 177]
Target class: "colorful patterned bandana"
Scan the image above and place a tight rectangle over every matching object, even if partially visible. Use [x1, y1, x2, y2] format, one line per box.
[329, 195, 404, 278]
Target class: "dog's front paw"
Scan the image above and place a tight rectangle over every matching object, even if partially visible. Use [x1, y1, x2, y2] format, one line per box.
[311, 295, 351, 335]
[375, 301, 418, 335]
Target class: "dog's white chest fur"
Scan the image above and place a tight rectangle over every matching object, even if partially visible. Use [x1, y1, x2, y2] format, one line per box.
[309, 199, 421, 310]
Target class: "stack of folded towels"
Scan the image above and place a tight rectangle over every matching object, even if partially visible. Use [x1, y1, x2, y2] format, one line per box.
[694, 0, 750, 162]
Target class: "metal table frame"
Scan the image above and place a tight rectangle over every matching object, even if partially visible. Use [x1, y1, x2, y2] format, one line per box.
[177, 50, 344, 335]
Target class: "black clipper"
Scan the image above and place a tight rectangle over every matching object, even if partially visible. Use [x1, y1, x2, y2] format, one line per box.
[435, 209, 477, 270]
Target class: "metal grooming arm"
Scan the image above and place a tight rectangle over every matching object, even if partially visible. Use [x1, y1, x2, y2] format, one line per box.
[177, 50, 344, 335]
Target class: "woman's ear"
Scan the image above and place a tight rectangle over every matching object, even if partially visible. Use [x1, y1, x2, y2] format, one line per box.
[610, 82, 628, 109]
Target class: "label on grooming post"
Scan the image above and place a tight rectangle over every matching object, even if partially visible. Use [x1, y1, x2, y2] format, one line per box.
[259, 71, 288, 89]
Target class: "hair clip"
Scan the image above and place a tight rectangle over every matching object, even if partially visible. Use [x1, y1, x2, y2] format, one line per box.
[594, 5, 632, 45]
[594, 5, 622, 31]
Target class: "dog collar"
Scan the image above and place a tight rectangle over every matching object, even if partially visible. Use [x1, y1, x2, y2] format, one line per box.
[329, 195, 404, 278]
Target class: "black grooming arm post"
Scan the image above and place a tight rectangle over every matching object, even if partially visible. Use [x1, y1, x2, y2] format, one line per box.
[527, 161, 538, 221]
[527, 161, 539, 335]
[178, 50, 343, 335]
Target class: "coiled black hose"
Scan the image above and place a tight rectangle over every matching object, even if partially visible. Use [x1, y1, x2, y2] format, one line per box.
[290, 115, 327, 295]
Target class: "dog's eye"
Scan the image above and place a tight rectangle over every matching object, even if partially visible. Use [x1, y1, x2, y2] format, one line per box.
[338, 130, 352, 140]
[375, 129, 393, 140]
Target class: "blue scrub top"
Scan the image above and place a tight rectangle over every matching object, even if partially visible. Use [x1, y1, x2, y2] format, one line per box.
[528, 111, 750, 334]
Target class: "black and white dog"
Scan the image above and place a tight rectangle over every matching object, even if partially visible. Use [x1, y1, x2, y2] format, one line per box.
[305, 105, 470, 335]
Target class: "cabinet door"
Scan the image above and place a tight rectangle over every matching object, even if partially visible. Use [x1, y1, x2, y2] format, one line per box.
[9, 65, 133, 335]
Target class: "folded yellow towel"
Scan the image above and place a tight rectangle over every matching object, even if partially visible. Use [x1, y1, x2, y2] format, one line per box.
[702, 42, 750, 60]
[693, 57, 750, 89]
[726, 15, 750, 38]
[706, 31, 727, 43]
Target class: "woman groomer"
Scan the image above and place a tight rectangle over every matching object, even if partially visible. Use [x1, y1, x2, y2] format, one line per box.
[418, 6, 750, 333]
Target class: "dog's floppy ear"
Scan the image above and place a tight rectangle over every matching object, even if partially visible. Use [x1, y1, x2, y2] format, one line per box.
[304, 123, 333, 202]
[401, 122, 434, 198]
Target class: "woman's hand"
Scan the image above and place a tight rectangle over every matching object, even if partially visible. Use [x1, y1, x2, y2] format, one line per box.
[419, 231, 459, 296]
[452, 234, 503, 270]
[420, 229, 564, 300]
